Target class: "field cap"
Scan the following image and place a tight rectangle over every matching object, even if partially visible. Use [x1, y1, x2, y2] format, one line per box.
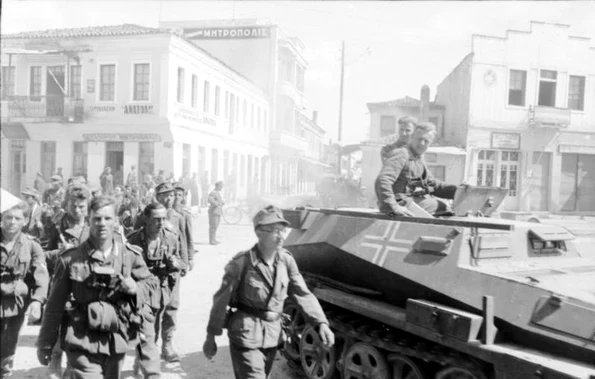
[173, 182, 185, 191]
[253, 205, 289, 229]
[155, 182, 175, 195]
[51, 175, 62, 182]
[21, 187, 40, 198]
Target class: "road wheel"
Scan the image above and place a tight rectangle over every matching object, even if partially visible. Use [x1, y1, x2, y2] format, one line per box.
[343, 342, 390, 379]
[389, 355, 428, 379]
[282, 303, 307, 362]
[435, 366, 488, 379]
[300, 324, 337, 379]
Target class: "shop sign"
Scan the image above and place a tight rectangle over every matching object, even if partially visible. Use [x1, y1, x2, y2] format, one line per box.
[123, 104, 154, 114]
[87, 79, 95, 93]
[89, 105, 115, 112]
[491, 132, 520, 150]
[83, 133, 162, 142]
[186, 26, 271, 40]
[559, 144, 595, 155]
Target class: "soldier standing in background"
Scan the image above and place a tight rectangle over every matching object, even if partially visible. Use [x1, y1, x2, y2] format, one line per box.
[20, 187, 43, 239]
[128, 202, 185, 379]
[36, 196, 159, 378]
[100, 167, 114, 196]
[1, 202, 49, 378]
[208, 181, 224, 245]
[42, 176, 65, 206]
[127, 165, 138, 190]
[173, 183, 195, 271]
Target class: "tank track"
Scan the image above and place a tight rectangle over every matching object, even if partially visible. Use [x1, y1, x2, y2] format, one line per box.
[285, 279, 491, 378]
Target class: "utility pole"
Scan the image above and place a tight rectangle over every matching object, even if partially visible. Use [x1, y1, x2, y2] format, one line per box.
[338, 40, 345, 143]
[337, 40, 345, 175]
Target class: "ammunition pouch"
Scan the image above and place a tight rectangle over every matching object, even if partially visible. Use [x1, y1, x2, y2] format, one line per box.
[87, 301, 120, 333]
[0, 268, 25, 297]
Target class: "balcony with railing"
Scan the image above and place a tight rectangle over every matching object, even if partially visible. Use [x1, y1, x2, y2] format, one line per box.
[529, 105, 571, 129]
[270, 128, 308, 155]
[1, 95, 85, 123]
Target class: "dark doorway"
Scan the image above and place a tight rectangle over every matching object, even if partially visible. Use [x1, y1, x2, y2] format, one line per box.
[10, 140, 26, 194]
[46, 66, 65, 116]
[106, 142, 124, 186]
[560, 153, 595, 212]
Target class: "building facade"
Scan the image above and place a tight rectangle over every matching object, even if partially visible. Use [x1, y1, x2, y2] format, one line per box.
[162, 19, 328, 195]
[1, 24, 271, 198]
[436, 21, 595, 213]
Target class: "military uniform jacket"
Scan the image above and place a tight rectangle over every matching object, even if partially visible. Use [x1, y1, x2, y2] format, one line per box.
[0, 231, 49, 318]
[207, 245, 328, 349]
[374, 146, 457, 214]
[127, 227, 182, 309]
[37, 238, 159, 356]
[23, 203, 43, 239]
[208, 190, 223, 215]
[134, 209, 188, 267]
[174, 205, 195, 261]
[380, 139, 407, 163]
[44, 216, 91, 276]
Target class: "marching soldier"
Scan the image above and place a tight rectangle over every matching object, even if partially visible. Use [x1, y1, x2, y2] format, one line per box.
[203, 205, 334, 379]
[36, 196, 159, 378]
[208, 181, 224, 245]
[1, 202, 49, 378]
[128, 202, 185, 378]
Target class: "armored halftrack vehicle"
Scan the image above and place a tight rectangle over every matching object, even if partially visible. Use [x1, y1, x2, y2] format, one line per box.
[281, 186, 595, 379]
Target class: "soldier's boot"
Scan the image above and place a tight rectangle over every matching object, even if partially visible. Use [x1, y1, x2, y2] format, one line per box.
[161, 340, 180, 363]
[1, 356, 14, 379]
[47, 352, 62, 379]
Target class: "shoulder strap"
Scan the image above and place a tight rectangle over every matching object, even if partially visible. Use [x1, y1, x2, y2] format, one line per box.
[230, 250, 250, 307]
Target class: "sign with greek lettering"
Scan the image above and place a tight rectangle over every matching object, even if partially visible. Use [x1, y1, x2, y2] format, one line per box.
[491, 132, 520, 150]
[186, 26, 271, 40]
[123, 104, 154, 114]
[82, 133, 162, 142]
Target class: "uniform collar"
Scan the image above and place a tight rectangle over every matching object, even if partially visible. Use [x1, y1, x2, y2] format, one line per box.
[407, 145, 424, 160]
[250, 244, 280, 267]
[85, 238, 121, 262]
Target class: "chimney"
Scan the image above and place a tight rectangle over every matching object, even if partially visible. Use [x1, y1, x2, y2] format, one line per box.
[420, 85, 430, 122]
[312, 110, 318, 125]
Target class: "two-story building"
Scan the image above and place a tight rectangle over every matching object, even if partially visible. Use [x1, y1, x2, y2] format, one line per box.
[436, 21, 595, 213]
[161, 19, 328, 196]
[1, 24, 271, 197]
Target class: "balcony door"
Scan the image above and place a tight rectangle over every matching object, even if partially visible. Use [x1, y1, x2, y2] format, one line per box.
[46, 66, 65, 116]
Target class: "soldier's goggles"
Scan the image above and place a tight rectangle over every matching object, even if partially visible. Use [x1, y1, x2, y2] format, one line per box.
[258, 227, 290, 238]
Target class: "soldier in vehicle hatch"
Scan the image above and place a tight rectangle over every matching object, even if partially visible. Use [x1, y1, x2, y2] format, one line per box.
[36, 196, 159, 379]
[380, 116, 418, 163]
[375, 121, 459, 217]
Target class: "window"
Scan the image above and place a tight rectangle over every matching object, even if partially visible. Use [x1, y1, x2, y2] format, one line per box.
[508, 69, 526, 106]
[191, 74, 198, 108]
[203, 81, 210, 112]
[229, 94, 236, 134]
[258, 107, 262, 129]
[500, 151, 519, 196]
[568, 75, 585, 111]
[41, 141, 56, 180]
[251, 104, 255, 128]
[380, 116, 396, 137]
[177, 67, 185, 103]
[243, 99, 247, 125]
[296, 65, 305, 92]
[477, 150, 518, 197]
[225, 91, 229, 119]
[235, 97, 240, 123]
[133, 63, 150, 101]
[214, 86, 220, 115]
[99, 64, 116, 101]
[139, 142, 154, 180]
[30, 66, 42, 100]
[2, 66, 16, 99]
[428, 165, 445, 181]
[477, 150, 497, 187]
[538, 70, 557, 107]
[264, 110, 268, 132]
[70, 65, 82, 99]
[72, 142, 88, 178]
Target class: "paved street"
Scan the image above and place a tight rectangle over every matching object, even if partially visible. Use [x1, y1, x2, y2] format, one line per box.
[8, 209, 595, 378]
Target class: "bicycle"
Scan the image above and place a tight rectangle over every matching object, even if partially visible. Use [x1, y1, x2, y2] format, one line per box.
[222, 196, 268, 225]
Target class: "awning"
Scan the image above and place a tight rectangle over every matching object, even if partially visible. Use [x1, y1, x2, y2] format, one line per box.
[1, 123, 30, 140]
[298, 155, 332, 168]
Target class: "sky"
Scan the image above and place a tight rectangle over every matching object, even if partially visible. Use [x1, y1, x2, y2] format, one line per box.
[2, 1, 594, 145]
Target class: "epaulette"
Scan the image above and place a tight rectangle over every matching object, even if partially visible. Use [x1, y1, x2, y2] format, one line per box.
[279, 248, 293, 257]
[125, 242, 143, 255]
[231, 249, 250, 261]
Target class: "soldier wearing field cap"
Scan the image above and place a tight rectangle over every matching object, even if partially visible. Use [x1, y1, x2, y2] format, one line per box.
[42, 175, 65, 207]
[203, 205, 334, 379]
[21, 187, 43, 239]
[207, 181, 224, 245]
